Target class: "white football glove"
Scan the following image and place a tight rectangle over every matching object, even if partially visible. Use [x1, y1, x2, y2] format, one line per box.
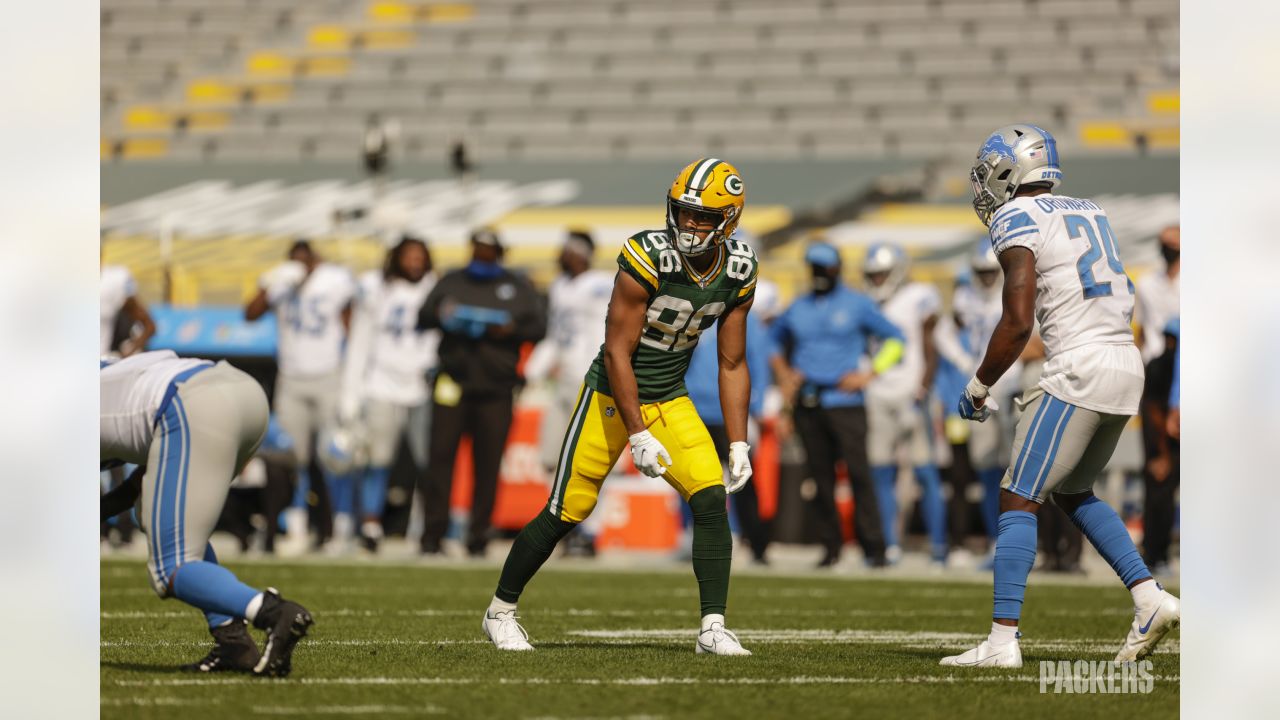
[726, 441, 753, 494]
[629, 430, 672, 478]
[261, 261, 307, 302]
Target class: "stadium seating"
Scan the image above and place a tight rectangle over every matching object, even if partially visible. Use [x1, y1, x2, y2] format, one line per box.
[102, 0, 1179, 163]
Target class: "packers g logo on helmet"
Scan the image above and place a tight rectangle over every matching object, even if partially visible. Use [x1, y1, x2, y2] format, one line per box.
[666, 158, 746, 257]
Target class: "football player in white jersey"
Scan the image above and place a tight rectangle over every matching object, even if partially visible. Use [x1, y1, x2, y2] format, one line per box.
[245, 240, 357, 553]
[100, 351, 313, 675]
[100, 262, 155, 357]
[862, 243, 948, 565]
[942, 124, 1179, 668]
[339, 235, 440, 552]
[951, 241, 1023, 550]
[522, 230, 614, 554]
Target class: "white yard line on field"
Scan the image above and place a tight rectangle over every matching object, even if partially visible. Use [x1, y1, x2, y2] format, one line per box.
[253, 705, 446, 715]
[110, 673, 1180, 688]
[100, 628, 1178, 654]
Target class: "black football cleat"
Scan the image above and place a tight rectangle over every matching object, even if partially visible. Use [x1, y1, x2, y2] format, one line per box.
[250, 588, 314, 677]
[180, 619, 261, 673]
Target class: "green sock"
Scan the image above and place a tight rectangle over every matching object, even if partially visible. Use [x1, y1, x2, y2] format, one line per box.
[495, 508, 577, 603]
[688, 486, 732, 617]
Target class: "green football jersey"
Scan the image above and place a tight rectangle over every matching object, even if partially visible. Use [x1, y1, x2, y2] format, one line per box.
[584, 229, 759, 404]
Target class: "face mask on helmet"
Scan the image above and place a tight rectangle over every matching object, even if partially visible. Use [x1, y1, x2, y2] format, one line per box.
[970, 125, 1063, 227]
[667, 200, 733, 256]
[862, 245, 906, 302]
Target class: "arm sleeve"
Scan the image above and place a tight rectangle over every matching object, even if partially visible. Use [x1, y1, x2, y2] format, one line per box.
[1169, 346, 1180, 409]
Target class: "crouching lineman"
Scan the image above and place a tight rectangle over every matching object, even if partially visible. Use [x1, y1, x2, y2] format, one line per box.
[941, 125, 1178, 668]
[101, 351, 313, 675]
[482, 158, 758, 655]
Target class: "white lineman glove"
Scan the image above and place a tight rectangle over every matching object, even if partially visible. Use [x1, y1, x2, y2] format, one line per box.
[261, 261, 307, 303]
[629, 430, 672, 478]
[726, 441, 753, 494]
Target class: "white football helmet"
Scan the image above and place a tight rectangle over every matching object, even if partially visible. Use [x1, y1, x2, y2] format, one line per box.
[970, 124, 1063, 227]
[970, 239, 1001, 296]
[318, 423, 368, 476]
[862, 242, 908, 302]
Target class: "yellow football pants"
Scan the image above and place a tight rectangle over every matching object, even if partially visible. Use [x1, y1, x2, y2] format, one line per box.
[547, 385, 724, 523]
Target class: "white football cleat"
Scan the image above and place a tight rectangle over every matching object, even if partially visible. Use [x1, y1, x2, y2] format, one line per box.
[940, 638, 1023, 668]
[696, 623, 752, 656]
[482, 609, 534, 651]
[1115, 587, 1180, 663]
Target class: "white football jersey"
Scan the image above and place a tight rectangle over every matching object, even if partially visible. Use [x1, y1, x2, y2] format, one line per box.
[100, 265, 137, 355]
[101, 350, 212, 464]
[1134, 270, 1179, 363]
[524, 269, 614, 386]
[868, 282, 940, 402]
[272, 263, 356, 377]
[343, 270, 440, 406]
[952, 283, 1023, 401]
[989, 194, 1143, 414]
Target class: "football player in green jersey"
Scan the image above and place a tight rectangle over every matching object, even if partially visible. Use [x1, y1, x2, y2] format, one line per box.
[483, 158, 758, 655]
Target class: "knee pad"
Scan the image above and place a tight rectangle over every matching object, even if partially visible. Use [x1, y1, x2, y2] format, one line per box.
[559, 488, 599, 524]
[688, 485, 727, 523]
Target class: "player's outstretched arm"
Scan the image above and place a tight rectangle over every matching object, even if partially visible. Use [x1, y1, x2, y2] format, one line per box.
[602, 272, 651, 436]
[975, 247, 1036, 388]
[716, 297, 754, 445]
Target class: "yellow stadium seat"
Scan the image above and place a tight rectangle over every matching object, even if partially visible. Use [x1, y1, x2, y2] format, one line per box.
[358, 28, 416, 48]
[301, 56, 351, 77]
[421, 3, 474, 22]
[309, 25, 352, 49]
[186, 79, 238, 104]
[369, 1, 414, 23]
[246, 52, 296, 77]
[123, 106, 171, 130]
[1147, 91, 1180, 115]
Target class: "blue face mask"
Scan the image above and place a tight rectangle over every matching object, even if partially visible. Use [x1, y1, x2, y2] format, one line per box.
[465, 260, 503, 280]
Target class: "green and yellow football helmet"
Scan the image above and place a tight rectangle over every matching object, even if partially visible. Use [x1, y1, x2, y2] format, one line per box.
[666, 158, 745, 257]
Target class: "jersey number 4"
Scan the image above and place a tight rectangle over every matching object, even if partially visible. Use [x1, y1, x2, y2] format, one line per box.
[1067, 214, 1134, 300]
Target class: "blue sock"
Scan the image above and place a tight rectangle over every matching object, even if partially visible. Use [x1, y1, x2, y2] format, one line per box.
[872, 465, 899, 548]
[290, 467, 312, 509]
[360, 467, 390, 520]
[327, 471, 355, 516]
[1067, 495, 1151, 587]
[171, 558, 261, 623]
[914, 465, 948, 559]
[978, 468, 1004, 540]
[197, 544, 235, 628]
[993, 510, 1038, 621]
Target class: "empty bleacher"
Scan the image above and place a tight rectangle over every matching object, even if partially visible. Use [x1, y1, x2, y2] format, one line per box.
[101, 0, 1180, 163]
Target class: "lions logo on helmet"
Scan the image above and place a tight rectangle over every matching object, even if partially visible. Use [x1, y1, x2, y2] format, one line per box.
[862, 242, 908, 303]
[969, 124, 1063, 227]
[666, 158, 746, 257]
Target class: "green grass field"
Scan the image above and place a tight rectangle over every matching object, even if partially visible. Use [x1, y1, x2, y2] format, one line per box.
[101, 558, 1178, 719]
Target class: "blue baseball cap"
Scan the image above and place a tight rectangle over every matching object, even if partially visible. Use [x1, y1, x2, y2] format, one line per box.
[804, 242, 842, 268]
